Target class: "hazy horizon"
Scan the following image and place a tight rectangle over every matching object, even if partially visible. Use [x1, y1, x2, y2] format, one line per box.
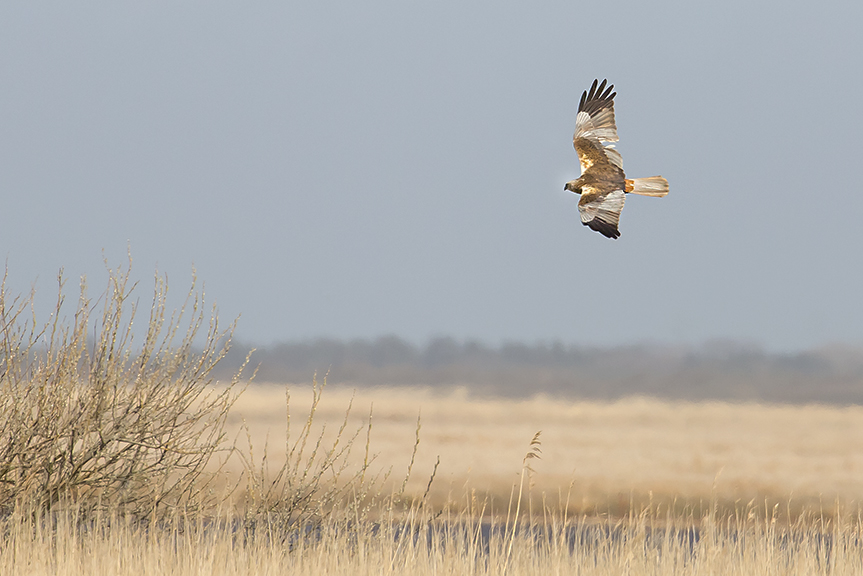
[209, 334, 863, 404]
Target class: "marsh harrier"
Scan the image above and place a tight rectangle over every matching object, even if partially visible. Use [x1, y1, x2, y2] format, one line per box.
[564, 79, 668, 239]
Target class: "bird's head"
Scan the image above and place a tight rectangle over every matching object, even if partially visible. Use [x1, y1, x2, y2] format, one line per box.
[564, 181, 582, 194]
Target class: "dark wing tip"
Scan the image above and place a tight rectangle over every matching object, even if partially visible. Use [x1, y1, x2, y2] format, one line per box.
[578, 78, 616, 116]
[583, 218, 621, 239]
[595, 79, 606, 97]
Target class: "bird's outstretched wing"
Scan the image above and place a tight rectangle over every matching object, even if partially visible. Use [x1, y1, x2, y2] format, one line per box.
[573, 79, 623, 172]
[578, 188, 625, 239]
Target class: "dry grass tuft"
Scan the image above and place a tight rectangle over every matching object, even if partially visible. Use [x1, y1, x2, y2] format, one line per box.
[235, 375, 414, 526]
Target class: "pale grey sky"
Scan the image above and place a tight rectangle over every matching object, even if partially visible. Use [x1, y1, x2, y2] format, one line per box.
[1, 1, 862, 351]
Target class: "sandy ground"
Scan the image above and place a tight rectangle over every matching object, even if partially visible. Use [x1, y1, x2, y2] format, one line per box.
[224, 382, 863, 514]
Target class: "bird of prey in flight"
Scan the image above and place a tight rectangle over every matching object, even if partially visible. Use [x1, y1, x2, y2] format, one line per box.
[564, 79, 668, 239]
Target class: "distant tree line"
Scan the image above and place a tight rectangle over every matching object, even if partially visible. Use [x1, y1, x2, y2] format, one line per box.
[213, 336, 863, 405]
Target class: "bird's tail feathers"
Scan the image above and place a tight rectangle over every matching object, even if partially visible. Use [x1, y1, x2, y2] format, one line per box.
[625, 176, 668, 197]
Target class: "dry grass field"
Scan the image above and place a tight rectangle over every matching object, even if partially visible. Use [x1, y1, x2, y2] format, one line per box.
[4, 381, 863, 576]
[4, 265, 863, 574]
[229, 383, 863, 516]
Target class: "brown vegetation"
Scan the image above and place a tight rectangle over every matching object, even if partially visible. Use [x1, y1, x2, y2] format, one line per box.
[0, 261, 413, 527]
[3, 261, 863, 574]
[0, 262, 250, 515]
[231, 384, 863, 519]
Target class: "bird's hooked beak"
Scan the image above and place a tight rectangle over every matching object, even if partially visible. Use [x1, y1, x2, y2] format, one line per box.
[564, 182, 581, 194]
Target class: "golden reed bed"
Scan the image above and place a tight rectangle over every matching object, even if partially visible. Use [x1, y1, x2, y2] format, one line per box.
[5, 383, 863, 575]
[228, 383, 863, 516]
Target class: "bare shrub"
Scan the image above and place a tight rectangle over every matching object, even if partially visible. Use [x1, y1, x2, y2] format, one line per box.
[0, 260, 250, 517]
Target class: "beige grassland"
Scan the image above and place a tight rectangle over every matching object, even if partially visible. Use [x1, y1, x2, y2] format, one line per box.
[6, 264, 863, 574]
[5, 383, 863, 576]
[227, 383, 863, 516]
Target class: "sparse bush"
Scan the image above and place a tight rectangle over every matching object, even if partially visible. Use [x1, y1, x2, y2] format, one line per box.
[0, 260, 250, 517]
[237, 375, 423, 526]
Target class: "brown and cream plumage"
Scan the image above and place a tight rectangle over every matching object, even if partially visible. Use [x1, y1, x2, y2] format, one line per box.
[564, 79, 668, 239]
